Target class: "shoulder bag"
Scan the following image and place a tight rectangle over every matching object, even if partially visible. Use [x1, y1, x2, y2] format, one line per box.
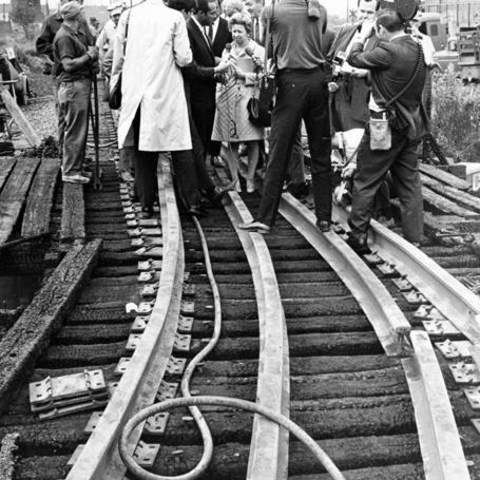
[108, 11, 131, 110]
[247, 0, 276, 128]
[370, 43, 423, 150]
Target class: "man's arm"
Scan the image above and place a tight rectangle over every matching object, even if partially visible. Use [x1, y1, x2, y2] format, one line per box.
[347, 40, 391, 71]
[36, 20, 55, 60]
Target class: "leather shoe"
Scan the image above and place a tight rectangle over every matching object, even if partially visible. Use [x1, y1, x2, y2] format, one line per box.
[346, 233, 371, 255]
[238, 221, 271, 234]
[316, 220, 331, 232]
[187, 204, 208, 218]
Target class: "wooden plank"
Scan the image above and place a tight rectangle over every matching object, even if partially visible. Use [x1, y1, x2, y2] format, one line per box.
[0, 89, 40, 147]
[0, 157, 40, 246]
[422, 174, 480, 213]
[420, 163, 471, 191]
[60, 183, 85, 245]
[21, 158, 60, 238]
[422, 186, 480, 218]
[0, 157, 16, 194]
[0, 239, 102, 414]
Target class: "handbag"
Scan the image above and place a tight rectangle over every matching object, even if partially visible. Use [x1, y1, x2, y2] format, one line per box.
[247, 0, 276, 128]
[370, 44, 423, 151]
[108, 11, 130, 110]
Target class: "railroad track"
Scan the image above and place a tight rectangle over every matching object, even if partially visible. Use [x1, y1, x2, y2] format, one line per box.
[1, 101, 480, 479]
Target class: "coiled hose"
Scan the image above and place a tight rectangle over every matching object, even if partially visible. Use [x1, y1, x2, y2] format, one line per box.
[118, 216, 346, 480]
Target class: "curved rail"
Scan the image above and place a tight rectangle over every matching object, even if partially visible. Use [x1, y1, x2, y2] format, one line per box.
[66, 157, 185, 480]
[280, 192, 471, 480]
[279, 193, 410, 356]
[333, 205, 480, 344]
[220, 177, 291, 480]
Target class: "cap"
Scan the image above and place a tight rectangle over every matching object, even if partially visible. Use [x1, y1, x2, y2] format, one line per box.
[108, 2, 123, 15]
[60, 1, 82, 19]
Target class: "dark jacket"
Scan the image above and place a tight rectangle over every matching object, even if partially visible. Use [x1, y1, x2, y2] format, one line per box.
[328, 24, 377, 126]
[184, 17, 216, 109]
[212, 16, 232, 58]
[36, 11, 94, 61]
[348, 34, 428, 140]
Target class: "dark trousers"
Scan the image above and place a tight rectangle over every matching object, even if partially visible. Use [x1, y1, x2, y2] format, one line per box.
[191, 100, 215, 162]
[257, 69, 332, 227]
[188, 97, 215, 195]
[348, 128, 424, 242]
[132, 108, 199, 209]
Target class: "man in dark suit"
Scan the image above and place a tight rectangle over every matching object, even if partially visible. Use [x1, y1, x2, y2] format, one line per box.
[185, 0, 218, 161]
[346, 9, 428, 252]
[327, 0, 378, 132]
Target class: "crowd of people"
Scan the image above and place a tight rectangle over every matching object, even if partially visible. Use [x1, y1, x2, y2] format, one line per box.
[36, 0, 434, 251]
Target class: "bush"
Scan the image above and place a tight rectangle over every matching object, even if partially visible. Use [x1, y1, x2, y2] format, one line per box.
[431, 68, 480, 162]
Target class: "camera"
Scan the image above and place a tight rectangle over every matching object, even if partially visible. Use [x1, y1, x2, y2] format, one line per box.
[332, 51, 347, 66]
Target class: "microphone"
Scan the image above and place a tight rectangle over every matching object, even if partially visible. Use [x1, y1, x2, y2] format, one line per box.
[225, 43, 232, 53]
[244, 45, 254, 57]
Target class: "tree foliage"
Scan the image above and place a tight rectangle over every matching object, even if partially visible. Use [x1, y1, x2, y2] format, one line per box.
[10, 0, 37, 40]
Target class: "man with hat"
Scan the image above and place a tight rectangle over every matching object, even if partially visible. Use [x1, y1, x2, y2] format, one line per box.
[96, 2, 123, 73]
[53, 1, 99, 184]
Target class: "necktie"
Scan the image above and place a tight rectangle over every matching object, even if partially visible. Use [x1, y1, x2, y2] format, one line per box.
[208, 25, 213, 40]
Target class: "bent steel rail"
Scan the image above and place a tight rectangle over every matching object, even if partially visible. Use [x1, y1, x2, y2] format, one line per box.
[280, 194, 410, 356]
[220, 175, 290, 480]
[333, 205, 480, 344]
[281, 193, 471, 480]
[66, 158, 185, 480]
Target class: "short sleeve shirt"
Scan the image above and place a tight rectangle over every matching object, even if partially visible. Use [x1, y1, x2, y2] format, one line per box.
[53, 24, 91, 82]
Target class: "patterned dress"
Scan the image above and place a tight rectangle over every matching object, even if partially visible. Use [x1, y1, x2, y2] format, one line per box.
[211, 40, 265, 143]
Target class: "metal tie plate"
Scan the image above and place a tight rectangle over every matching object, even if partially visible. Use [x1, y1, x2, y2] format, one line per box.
[132, 238, 145, 248]
[414, 305, 446, 320]
[138, 271, 155, 283]
[423, 319, 460, 336]
[449, 362, 480, 384]
[376, 262, 399, 277]
[124, 213, 137, 221]
[141, 228, 162, 237]
[182, 284, 196, 296]
[363, 252, 383, 265]
[38, 397, 108, 420]
[471, 418, 480, 434]
[67, 444, 85, 466]
[166, 357, 187, 376]
[138, 302, 154, 315]
[125, 333, 143, 352]
[184, 272, 190, 282]
[464, 387, 480, 410]
[108, 381, 119, 396]
[115, 357, 132, 375]
[392, 277, 413, 291]
[173, 333, 192, 353]
[138, 218, 160, 227]
[178, 315, 194, 333]
[138, 260, 162, 271]
[84, 411, 103, 434]
[156, 381, 179, 402]
[131, 316, 149, 333]
[128, 228, 144, 238]
[133, 441, 160, 468]
[402, 291, 427, 305]
[180, 301, 195, 314]
[126, 219, 139, 228]
[436, 340, 473, 359]
[141, 285, 158, 297]
[144, 412, 170, 435]
[29, 370, 107, 406]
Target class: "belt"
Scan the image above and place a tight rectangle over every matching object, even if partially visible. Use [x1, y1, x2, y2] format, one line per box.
[278, 65, 326, 74]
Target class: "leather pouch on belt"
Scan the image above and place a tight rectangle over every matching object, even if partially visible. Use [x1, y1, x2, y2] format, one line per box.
[369, 113, 391, 151]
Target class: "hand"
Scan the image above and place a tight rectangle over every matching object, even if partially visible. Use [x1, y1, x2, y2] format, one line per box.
[342, 162, 357, 179]
[328, 82, 339, 93]
[88, 46, 99, 61]
[350, 68, 367, 78]
[360, 20, 375, 39]
[215, 59, 231, 74]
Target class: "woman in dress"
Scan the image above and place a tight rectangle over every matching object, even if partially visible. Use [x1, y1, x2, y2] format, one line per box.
[211, 11, 265, 193]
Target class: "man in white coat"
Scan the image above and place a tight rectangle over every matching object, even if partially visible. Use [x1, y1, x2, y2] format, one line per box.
[111, 0, 193, 217]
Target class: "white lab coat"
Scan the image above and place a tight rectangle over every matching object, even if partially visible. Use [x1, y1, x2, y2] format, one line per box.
[111, 0, 192, 151]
